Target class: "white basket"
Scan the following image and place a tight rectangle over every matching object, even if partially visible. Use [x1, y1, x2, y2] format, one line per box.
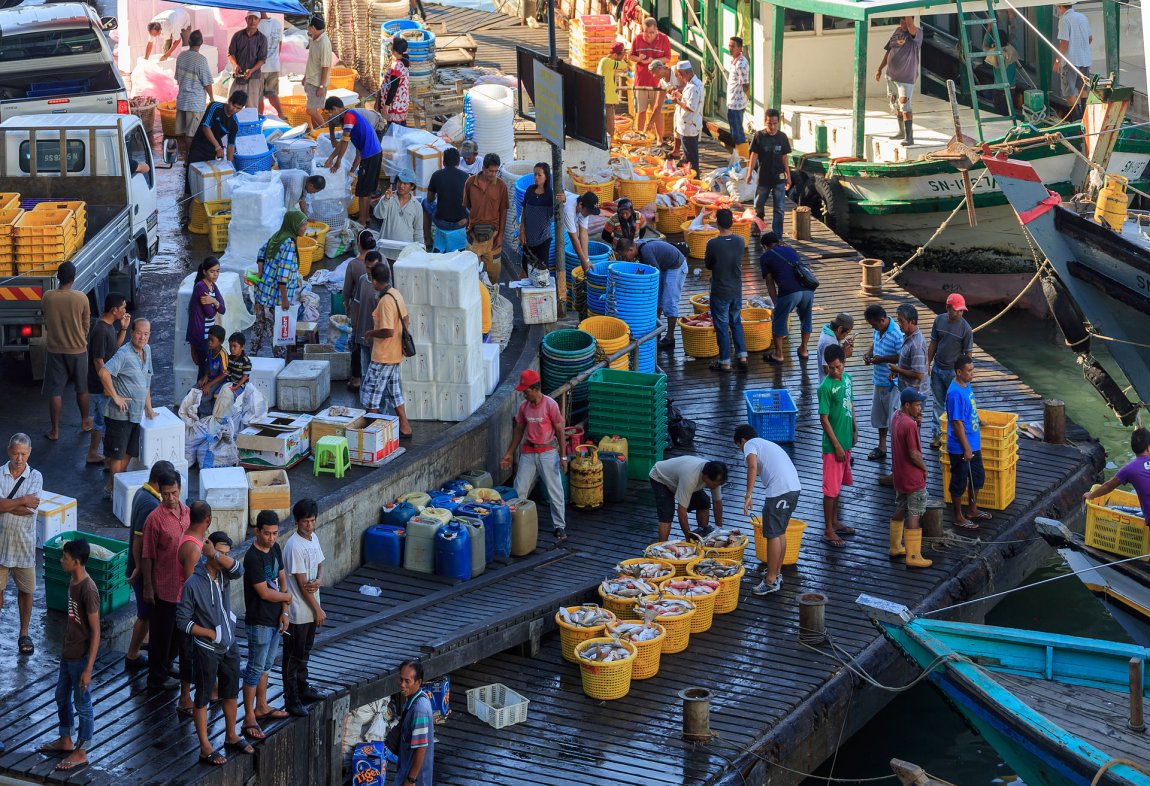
[466, 683, 529, 729]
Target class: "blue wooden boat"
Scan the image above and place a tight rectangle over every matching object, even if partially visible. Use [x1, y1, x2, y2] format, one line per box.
[859, 595, 1150, 786]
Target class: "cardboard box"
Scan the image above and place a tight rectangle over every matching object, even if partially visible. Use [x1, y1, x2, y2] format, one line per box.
[237, 424, 307, 468]
[36, 491, 76, 549]
[247, 469, 291, 526]
[346, 415, 399, 466]
[351, 742, 387, 786]
[310, 405, 367, 443]
[258, 412, 315, 454]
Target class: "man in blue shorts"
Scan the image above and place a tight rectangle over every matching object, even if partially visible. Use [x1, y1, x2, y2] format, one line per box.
[323, 97, 383, 225]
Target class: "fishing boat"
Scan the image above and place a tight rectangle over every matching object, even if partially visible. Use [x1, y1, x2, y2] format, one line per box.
[1036, 517, 1150, 647]
[859, 594, 1150, 786]
[983, 152, 1150, 419]
[635, 0, 1150, 255]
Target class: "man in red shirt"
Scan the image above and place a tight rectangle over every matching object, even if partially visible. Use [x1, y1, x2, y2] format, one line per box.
[500, 369, 568, 542]
[141, 476, 191, 689]
[889, 388, 932, 568]
[630, 18, 671, 145]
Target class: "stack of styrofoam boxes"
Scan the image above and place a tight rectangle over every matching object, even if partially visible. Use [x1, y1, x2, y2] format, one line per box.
[120, 407, 191, 525]
[396, 247, 485, 422]
[481, 343, 500, 395]
[113, 466, 191, 527]
[200, 467, 249, 545]
[276, 360, 331, 413]
[36, 492, 76, 548]
[250, 357, 286, 405]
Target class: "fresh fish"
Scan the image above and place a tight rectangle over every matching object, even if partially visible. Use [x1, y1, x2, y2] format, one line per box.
[615, 561, 672, 580]
[577, 642, 633, 662]
[699, 528, 747, 549]
[645, 541, 698, 560]
[638, 598, 695, 618]
[690, 558, 741, 579]
[558, 604, 613, 627]
[600, 578, 658, 598]
[663, 578, 720, 597]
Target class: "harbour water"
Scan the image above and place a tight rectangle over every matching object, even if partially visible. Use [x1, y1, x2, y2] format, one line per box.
[807, 304, 1143, 784]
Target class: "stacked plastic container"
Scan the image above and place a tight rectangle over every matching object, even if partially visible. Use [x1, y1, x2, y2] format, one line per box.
[396, 246, 485, 422]
[585, 261, 610, 315]
[232, 110, 274, 174]
[200, 467, 250, 545]
[607, 262, 658, 373]
[570, 14, 616, 71]
[939, 409, 1018, 510]
[468, 85, 515, 168]
[587, 369, 668, 479]
[540, 329, 597, 425]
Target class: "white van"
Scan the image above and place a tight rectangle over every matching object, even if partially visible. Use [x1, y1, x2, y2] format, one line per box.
[0, 2, 127, 120]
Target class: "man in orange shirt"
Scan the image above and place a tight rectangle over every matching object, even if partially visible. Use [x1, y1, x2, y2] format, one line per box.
[361, 264, 413, 439]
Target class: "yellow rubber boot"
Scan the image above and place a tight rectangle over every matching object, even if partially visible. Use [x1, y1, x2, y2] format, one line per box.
[904, 529, 933, 569]
[888, 518, 905, 558]
[735, 142, 750, 160]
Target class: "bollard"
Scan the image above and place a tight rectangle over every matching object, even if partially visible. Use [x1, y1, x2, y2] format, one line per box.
[1044, 399, 1066, 444]
[1131, 658, 1146, 732]
[798, 592, 828, 644]
[922, 500, 945, 539]
[860, 259, 884, 296]
[792, 206, 812, 241]
[679, 687, 713, 741]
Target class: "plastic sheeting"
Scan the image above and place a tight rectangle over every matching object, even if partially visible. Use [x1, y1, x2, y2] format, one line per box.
[176, 0, 308, 14]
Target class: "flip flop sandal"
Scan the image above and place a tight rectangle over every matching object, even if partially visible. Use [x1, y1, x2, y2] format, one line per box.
[953, 519, 981, 531]
[708, 362, 732, 373]
[55, 759, 88, 771]
[796, 351, 810, 361]
[867, 448, 886, 460]
[256, 710, 289, 721]
[38, 743, 69, 755]
[225, 739, 255, 755]
[241, 725, 266, 741]
[18, 635, 33, 654]
[199, 750, 227, 766]
[735, 359, 749, 371]
[176, 705, 195, 718]
[821, 536, 847, 548]
[834, 526, 857, 536]
[763, 355, 784, 365]
[43, 433, 58, 442]
[970, 511, 993, 521]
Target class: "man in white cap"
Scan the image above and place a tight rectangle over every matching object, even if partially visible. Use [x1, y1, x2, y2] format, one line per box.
[146, 8, 191, 61]
[227, 12, 268, 108]
[926, 293, 973, 449]
[669, 61, 704, 178]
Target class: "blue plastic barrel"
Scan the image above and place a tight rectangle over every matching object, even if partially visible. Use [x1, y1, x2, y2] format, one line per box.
[379, 501, 417, 527]
[427, 492, 462, 514]
[487, 504, 513, 560]
[364, 524, 405, 567]
[440, 479, 473, 497]
[493, 485, 518, 503]
[434, 520, 471, 581]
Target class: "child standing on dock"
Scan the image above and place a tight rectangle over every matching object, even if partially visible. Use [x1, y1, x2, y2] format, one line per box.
[38, 538, 99, 772]
[818, 344, 856, 547]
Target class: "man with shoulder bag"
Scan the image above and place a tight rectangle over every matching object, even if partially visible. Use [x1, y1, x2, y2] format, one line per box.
[361, 265, 413, 439]
[758, 231, 816, 365]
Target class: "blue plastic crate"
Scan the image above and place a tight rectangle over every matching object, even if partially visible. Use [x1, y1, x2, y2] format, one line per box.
[745, 389, 798, 442]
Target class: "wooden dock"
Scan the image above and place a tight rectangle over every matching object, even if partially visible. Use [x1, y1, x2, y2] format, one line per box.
[0, 5, 1105, 785]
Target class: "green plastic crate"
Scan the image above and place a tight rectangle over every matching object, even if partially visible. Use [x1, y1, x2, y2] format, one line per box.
[589, 415, 668, 434]
[626, 451, 663, 481]
[43, 531, 128, 584]
[44, 571, 130, 615]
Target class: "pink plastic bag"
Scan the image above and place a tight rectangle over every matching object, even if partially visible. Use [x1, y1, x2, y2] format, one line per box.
[130, 60, 178, 102]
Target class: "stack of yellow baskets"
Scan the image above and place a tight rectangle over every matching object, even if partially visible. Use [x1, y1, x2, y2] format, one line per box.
[569, 13, 616, 70]
[14, 202, 87, 275]
[579, 315, 630, 370]
[0, 196, 22, 275]
[939, 409, 1018, 510]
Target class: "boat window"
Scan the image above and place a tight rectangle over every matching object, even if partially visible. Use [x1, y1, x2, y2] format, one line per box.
[784, 10, 814, 32]
[820, 15, 855, 32]
[872, 17, 902, 28]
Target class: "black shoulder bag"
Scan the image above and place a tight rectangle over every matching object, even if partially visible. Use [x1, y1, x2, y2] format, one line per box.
[767, 247, 819, 291]
[386, 290, 417, 358]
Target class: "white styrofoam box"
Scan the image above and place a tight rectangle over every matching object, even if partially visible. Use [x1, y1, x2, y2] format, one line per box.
[250, 356, 286, 404]
[112, 470, 152, 526]
[433, 344, 481, 384]
[481, 343, 500, 395]
[428, 250, 482, 308]
[188, 160, 235, 202]
[126, 456, 190, 501]
[234, 133, 269, 157]
[139, 407, 185, 466]
[401, 380, 438, 420]
[36, 492, 76, 548]
[210, 508, 250, 547]
[174, 272, 253, 397]
[200, 467, 249, 510]
[436, 381, 485, 422]
[434, 306, 483, 347]
[405, 342, 434, 382]
[229, 171, 285, 225]
[407, 305, 435, 344]
[276, 360, 331, 412]
[521, 284, 557, 324]
[394, 245, 431, 306]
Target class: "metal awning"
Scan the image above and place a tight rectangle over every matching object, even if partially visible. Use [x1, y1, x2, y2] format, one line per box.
[764, 0, 1061, 22]
[182, 0, 311, 16]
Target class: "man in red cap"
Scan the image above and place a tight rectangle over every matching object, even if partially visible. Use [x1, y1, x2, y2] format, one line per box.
[500, 369, 568, 541]
[598, 42, 630, 139]
[926, 293, 973, 449]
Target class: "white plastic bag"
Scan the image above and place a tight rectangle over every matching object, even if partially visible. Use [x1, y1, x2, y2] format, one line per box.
[233, 386, 268, 430]
[728, 166, 757, 202]
[273, 305, 297, 346]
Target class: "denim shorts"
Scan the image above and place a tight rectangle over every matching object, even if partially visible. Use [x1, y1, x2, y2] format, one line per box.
[243, 624, 281, 686]
[90, 393, 107, 432]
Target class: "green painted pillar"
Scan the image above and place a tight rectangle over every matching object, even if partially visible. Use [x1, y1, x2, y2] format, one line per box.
[766, 3, 784, 111]
[1036, 6, 1054, 97]
[852, 21, 868, 158]
[1104, 0, 1119, 82]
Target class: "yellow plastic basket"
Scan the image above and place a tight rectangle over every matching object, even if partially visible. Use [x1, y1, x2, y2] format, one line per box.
[0, 208, 24, 236]
[304, 220, 329, 251]
[15, 209, 75, 237]
[732, 219, 753, 244]
[643, 541, 700, 576]
[742, 307, 774, 353]
[640, 596, 696, 654]
[692, 535, 748, 564]
[570, 173, 616, 204]
[278, 95, 311, 128]
[158, 100, 177, 138]
[188, 198, 209, 235]
[0, 193, 19, 211]
[939, 411, 1019, 457]
[580, 315, 630, 370]
[575, 637, 636, 700]
[616, 178, 659, 208]
[296, 236, 320, 278]
[686, 557, 745, 615]
[753, 515, 808, 566]
[555, 606, 617, 663]
[597, 586, 644, 620]
[661, 588, 716, 633]
[626, 624, 667, 680]
[689, 293, 710, 314]
[16, 258, 65, 275]
[656, 202, 692, 234]
[679, 317, 720, 359]
[614, 557, 676, 586]
[204, 200, 231, 254]
[329, 66, 358, 91]
[680, 220, 719, 258]
[939, 455, 1017, 510]
[1084, 487, 1150, 560]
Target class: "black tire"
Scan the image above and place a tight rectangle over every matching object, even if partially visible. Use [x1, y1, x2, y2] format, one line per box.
[787, 170, 810, 206]
[810, 176, 850, 239]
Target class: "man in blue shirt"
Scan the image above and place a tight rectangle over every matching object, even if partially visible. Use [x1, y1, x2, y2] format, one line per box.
[323, 97, 383, 225]
[758, 232, 813, 364]
[946, 354, 989, 530]
[863, 304, 904, 462]
[393, 660, 434, 786]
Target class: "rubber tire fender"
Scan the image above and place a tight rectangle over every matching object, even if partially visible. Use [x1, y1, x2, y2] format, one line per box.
[813, 176, 849, 238]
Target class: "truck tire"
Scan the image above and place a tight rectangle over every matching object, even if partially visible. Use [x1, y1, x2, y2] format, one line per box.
[810, 176, 850, 239]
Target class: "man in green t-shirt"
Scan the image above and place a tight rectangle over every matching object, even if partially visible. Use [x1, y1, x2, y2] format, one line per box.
[818, 343, 856, 548]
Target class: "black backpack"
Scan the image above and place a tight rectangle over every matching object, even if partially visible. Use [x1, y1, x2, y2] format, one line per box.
[667, 398, 696, 448]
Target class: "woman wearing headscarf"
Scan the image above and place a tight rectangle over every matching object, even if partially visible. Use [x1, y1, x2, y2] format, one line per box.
[252, 210, 307, 358]
[602, 197, 646, 243]
[186, 256, 226, 373]
[519, 162, 561, 277]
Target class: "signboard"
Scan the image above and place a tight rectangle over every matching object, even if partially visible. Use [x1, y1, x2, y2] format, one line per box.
[532, 60, 565, 150]
[516, 46, 608, 151]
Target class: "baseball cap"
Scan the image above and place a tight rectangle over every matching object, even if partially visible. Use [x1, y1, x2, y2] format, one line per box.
[900, 388, 927, 405]
[830, 312, 854, 331]
[578, 192, 601, 215]
[396, 168, 416, 185]
[946, 293, 969, 312]
[610, 42, 625, 56]
[515, 369, 541, 391]
[246, 10, 260, 18]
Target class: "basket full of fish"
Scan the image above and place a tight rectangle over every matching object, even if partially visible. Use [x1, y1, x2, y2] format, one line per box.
[598, 577, 660, 620]
[604, 610, 666, 679]
[615, 558, 675, 585]
[574, 637, 638, 700]
[659, 578, 721, 633]
[686, 556, 746, 615]
[636, 596, 697, 654]
[555, 604, 617, 664]
[643, 540, 701, 576]
[693, 528, 749, 563]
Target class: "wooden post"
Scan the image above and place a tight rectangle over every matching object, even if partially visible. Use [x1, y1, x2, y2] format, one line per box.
[922, 500, 945, 539]
[792, 206, 811, 240]
[851, 22, 869, 160]
[798, 592, 828, 643]
[766, 4, 784, 112]
[1131, 657, 1146, 732]
[1044, 399, 1066, 444]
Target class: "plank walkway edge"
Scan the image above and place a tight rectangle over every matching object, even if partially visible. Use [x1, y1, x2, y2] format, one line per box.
[717, 444, 1103, 786]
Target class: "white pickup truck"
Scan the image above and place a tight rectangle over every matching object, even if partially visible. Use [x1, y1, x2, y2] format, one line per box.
[0, 3, 127, 120]
[0, 113, 158, 352]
